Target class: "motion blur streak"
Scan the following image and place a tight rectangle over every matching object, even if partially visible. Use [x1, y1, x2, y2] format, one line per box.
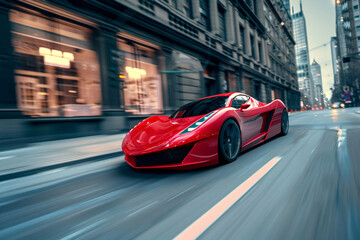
[0, 108, 360, 239]
[174, 157, 281, 240]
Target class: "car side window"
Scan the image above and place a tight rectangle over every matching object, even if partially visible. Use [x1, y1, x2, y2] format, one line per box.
[231, 95, 249, 109]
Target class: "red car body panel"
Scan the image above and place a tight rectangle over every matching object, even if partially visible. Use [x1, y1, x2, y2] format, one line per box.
[122, 92, 287, 170]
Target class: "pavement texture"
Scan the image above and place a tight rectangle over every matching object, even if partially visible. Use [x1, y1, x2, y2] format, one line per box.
[0, 133, 126, 179]
[0, 107, 360, 240]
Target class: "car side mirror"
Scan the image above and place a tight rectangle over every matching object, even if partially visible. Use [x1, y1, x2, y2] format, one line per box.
[240, 103, 250, 111]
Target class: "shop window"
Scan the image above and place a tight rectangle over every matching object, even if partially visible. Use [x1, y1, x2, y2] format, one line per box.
[117, 38, 163, 115]
[10, 10, 101, 117]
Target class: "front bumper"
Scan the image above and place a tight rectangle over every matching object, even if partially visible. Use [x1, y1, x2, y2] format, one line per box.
[125, 136, 219, 170]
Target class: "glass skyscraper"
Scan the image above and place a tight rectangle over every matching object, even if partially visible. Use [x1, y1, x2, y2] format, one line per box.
[311, 59, 325, 108]
[292, 1, 315, 108]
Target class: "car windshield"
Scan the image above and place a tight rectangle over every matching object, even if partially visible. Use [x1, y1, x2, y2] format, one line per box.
[170, 96, 228, 118]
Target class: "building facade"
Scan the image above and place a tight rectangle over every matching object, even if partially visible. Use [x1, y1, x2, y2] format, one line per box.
[310, 59, 324, 108]
[334, 0, 360, 106]
[330, 36, 340, 88]
[0, 0, 300, 142]
[291, 1, 315, 109]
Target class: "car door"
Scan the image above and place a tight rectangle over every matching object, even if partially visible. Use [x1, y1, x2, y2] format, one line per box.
[232, 95, 263, 144]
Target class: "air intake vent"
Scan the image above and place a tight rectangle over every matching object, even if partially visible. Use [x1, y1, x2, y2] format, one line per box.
[135, 145, 193, 167]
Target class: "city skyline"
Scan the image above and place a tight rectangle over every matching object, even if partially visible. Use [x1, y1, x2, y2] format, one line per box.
[291, 0, 336, 99]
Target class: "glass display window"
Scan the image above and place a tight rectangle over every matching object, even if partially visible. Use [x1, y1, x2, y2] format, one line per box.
[117, 38, 163, 115]
[10, 10, 101, 117]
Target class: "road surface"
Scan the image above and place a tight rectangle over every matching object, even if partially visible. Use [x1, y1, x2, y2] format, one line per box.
[0, 108, 359, 240]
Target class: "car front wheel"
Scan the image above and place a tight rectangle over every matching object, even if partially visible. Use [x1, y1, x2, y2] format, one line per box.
[219, 119, 241, 163]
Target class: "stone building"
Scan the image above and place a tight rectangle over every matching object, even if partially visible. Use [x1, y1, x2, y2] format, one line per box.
[0, 0, 300, 142]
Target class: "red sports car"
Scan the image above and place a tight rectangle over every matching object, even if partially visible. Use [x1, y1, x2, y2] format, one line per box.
[122, 92, 289, 170]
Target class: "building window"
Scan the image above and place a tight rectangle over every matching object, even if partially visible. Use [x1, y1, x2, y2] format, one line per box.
[240, 24, 246, 49]
[355, 15, 360, 21]
[258, 41, 263, 62]
[117, 38, 163, 115]
[250, 34, 255, 57]
[10, 10, 101, 117]
[271, 89, 275, 101]
[218, 4, 226, 40]
[183, 0, 192, 18]
[354, 5, 359, 10]
[356, 26, 360, 31]
[200, 0, 210, 30]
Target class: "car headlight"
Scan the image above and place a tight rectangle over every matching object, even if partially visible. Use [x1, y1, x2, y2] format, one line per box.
[180, 111, 218, 135]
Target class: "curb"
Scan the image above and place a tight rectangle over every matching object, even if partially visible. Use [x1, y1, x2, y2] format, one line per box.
[0, 151, 124, 182]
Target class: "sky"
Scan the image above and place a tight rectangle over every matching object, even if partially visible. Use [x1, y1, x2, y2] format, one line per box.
[290, 0, 336, 99]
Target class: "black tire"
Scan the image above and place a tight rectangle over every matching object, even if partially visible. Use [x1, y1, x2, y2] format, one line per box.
[219, 119, 241, 163]
[280, 108, 289, 136]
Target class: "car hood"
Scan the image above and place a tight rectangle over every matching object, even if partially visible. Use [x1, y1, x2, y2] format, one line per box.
[127, 115, 203, 148]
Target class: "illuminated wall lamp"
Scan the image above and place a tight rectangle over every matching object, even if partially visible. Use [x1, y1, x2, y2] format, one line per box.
[39, 47, 74, 68]
[125, 66, 146, 79]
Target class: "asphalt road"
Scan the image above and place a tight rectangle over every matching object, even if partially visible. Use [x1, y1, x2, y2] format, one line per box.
[0, 108, 360, 240]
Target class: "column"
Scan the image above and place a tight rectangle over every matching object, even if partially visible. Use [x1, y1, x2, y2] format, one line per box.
[226, 1, 235, 44]
[96, 26, 122, 115]
[244, 21, 251, 55]
[159, 47, 174, 114]
[234, 10, 241, 47]
[192, 0, 200, 21]
[254, 31, 260, 61]
[260, 83, 267, 102]
[176, 0, 184, 11]
[210, 0, 219, 34]
[261, 38, 267, 66]
[256, 0, 265, 24]
[0, 5, 20, 117]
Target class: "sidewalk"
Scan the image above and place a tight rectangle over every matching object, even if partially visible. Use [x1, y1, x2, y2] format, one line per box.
[0, 133, 127, 181]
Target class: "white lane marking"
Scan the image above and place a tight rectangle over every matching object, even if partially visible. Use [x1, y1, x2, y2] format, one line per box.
[127, 201, 159, 217]
[0, 156, 14, 161]
[174, 156, 282, 240]
[337, 129, 347, 148]
[336, 129, 350, 179]
[311, 147, 316, 154]
[168, 185, 196, 202]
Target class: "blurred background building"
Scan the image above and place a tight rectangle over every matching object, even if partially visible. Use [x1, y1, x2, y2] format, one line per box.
[330, 36, 340, 88]
[310, 59, 324, 108]
[291, 1, 315, 109]
[0, 0, 300, 142]
[333, 0, 360, 106]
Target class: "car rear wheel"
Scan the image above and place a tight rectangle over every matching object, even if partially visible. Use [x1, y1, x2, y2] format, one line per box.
[280, 108, 289, 136]
[219, 119, 241, 163]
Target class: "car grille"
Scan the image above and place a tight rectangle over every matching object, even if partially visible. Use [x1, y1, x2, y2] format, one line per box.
[135, 145, 193, 167]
